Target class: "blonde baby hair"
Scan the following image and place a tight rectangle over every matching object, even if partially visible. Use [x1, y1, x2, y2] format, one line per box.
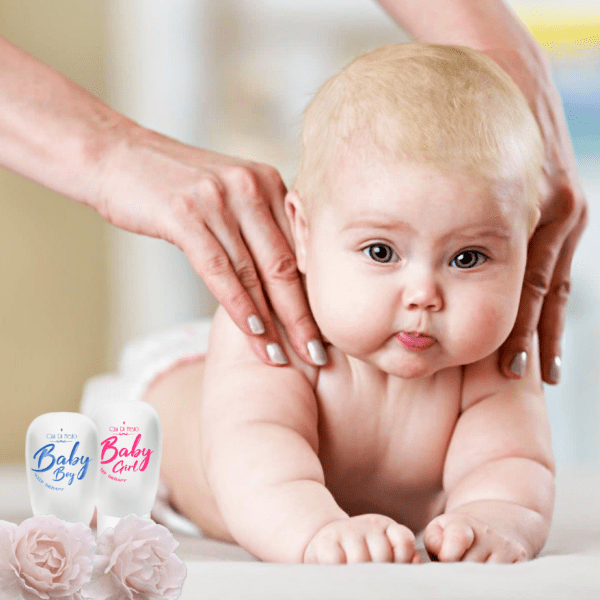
[294, 44, 543, 228]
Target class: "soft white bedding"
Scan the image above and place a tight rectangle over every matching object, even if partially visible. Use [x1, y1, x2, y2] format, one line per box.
[2, 464, 599, 599]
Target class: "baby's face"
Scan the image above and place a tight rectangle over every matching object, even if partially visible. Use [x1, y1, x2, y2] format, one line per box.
[291, 152, 531, 378]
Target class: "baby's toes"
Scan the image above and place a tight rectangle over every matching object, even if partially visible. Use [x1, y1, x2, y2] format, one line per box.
[438, 520, 475, 562]
[386, 523, 416, 563]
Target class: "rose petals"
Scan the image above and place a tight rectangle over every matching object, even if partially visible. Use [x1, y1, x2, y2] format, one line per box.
[0, 516, 95, 600]
[0, 514, 186, 600]
[83, 515, 186, 600]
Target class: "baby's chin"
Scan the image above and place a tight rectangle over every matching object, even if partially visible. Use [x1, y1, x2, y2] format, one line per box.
[361, 348, 493, 380]
[347, 351, 451, 380]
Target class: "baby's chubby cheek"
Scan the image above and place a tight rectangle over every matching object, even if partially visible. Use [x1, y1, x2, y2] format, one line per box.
[451, 294, 519, 364]
[304, 268, 389, 355]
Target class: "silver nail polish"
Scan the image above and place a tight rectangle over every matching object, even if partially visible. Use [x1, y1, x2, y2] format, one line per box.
[550, 356, 561, 384]
[248, 315, 265, 335]
[266, 343, 288, 365]
[509, 351, 527, 377]
[307, 340, 327, 366]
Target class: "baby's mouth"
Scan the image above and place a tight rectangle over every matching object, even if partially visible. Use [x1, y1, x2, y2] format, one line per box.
[396, 331, 436, 351]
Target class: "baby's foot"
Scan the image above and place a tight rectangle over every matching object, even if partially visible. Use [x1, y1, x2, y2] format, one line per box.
[304, 514, 419, 564]
[424, 512, 527, 563]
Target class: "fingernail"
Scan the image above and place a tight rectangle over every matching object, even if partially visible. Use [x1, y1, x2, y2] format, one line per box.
[307, 340, 327, 366]
[550, 356, 561, 384]
[248, 315, 265, 335]
[266, 343, 288, 365]
[509, 351, 527, 377]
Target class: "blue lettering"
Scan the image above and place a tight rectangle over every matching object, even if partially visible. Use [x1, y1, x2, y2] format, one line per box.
[32, 441, 91, 482]
[78, 456, 90, 480]
[32, 444, 56, 472]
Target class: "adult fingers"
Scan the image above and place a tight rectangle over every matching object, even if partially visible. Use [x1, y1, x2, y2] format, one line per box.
[240, 201, 326, 367]
[180, 222, 284, 361]
[499, 219, 563, 380]
[173, 173, 292, 366]
[537, 206, 587, 383]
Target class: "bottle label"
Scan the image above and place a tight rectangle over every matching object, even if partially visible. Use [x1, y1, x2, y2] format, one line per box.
[31, 440, 91, 487]
[99, 423, 153, 483]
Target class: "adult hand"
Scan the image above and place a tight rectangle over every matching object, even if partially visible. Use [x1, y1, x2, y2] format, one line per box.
[98, 126, 326, 367]
[0, 35, 324, 368]
[0, 34, 324, 368]
[483, 48, 588, 385]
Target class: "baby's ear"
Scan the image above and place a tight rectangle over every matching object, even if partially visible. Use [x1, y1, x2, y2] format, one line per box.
[284, 190, 309, 274]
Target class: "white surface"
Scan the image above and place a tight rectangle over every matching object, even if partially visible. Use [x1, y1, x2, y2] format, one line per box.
[2, 464, 599, 599]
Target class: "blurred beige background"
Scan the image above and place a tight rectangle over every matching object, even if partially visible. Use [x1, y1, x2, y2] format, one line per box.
[0, 1, 109, 461]
[1, 0, 598, 464]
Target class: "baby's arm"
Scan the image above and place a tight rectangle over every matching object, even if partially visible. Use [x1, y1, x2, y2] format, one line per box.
[426, 337, 555, 562]
[202, 307, 415, 563]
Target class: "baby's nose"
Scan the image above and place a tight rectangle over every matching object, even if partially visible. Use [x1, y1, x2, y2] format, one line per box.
[402, 273, 443, 312]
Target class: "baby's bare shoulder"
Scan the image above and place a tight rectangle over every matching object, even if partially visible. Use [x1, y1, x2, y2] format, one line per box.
[202, 306, 320, 444]
[461, 338, 543, 413]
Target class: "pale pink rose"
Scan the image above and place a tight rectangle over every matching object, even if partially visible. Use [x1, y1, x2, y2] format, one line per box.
[83, 515, 186, 600]
[0, 516, 95, 600]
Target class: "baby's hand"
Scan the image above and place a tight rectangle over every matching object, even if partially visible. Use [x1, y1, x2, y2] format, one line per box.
[304, 514, 419, 564]
[424, 512, 527, 563]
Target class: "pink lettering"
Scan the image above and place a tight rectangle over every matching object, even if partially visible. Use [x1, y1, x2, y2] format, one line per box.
[102, 434, 153, 473]
[100, 436, 118, 464]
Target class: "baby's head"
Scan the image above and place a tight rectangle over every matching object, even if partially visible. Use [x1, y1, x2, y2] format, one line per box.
[286, 44, 544, 378]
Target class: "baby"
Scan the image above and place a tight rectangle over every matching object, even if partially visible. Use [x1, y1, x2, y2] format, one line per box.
[141, 44, 555, 563]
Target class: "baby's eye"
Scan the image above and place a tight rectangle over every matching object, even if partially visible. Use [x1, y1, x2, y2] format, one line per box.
[450, 250, 487, 269]
[363, 243, 397, 264]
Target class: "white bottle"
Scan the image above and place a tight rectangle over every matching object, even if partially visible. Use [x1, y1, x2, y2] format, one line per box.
[91, 401, 162, 535]
[26, 412, 99, 525]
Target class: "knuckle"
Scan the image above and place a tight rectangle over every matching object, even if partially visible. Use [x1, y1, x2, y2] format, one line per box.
[523, 267, 552, 300]
[262, 164, 286, 193]
[202, 251, 231, 278]
[198, 177, 227, 212]
[264, 254, 299, 283]
[234, 262, 261, 291]
[556, 183, 578, 219]
[364, 514, 385, 527]
[171, 193, 203, 224]
[172, 178, 225, 221]
[230, 166, 262, 202]
[548, 278, 571, 306]
[553, 181, 587, 229]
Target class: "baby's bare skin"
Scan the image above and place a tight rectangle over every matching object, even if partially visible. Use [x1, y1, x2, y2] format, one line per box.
[140, 47, 557, 563]
[144, 304, 553, 564]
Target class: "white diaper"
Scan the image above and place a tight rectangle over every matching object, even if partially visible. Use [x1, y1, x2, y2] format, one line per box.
[80, 319, 213, 536]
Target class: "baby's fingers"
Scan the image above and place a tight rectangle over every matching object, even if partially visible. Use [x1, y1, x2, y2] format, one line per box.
[486, 540, 527, 564]
[304, 538, 345, 565]
[426, 519, 474, 562]
[440, 520, 475, 561]
[386, 522, 417, 563]
[342, 534, 390, 563]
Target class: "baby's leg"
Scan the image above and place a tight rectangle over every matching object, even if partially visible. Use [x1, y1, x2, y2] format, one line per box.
[141, 358, 234, 542]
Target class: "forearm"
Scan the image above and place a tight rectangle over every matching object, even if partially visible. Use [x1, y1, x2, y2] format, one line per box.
[445, 456, 555, 557]
[0, 35, 132, 207]
[205, 424, 348, 562]
[377, 0, 535, 51]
